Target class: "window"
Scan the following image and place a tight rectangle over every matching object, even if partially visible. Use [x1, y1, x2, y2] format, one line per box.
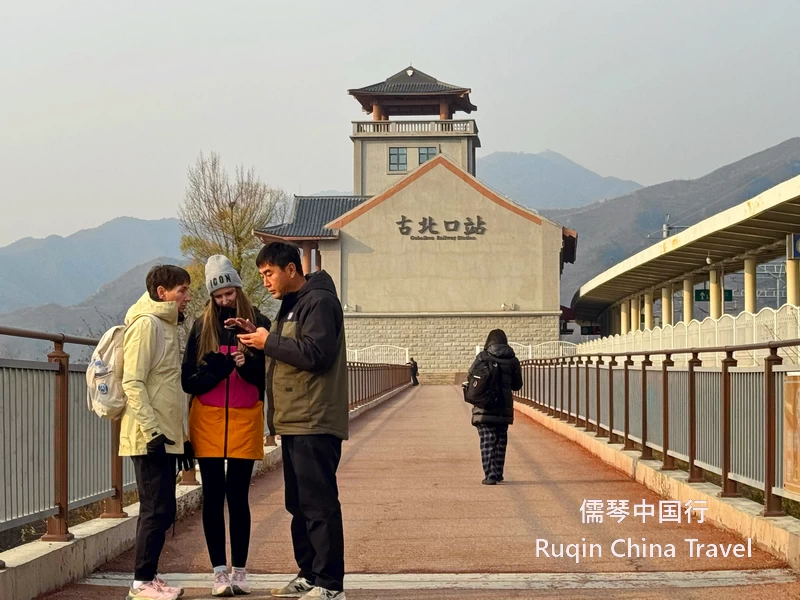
[389, 147, 407, 171]
[419, 147, 437, 164]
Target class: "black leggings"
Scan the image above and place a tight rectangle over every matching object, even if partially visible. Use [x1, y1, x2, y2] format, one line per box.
[198, 458, 255, 568]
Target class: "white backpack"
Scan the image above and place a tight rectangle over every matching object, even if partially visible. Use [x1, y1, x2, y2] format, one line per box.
[86, 314, 166, 420]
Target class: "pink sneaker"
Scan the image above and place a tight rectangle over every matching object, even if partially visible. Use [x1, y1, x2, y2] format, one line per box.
[212, 570, 234, 597]
[231, 569, 251, 595]
[126, 580, 179, 600]
[154, 575, 184, 597]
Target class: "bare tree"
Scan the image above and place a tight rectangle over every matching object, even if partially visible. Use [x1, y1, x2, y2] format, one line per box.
[0, 345, 23, 360]
[80, 307, 125, 339]
[179, 152, 291, 317]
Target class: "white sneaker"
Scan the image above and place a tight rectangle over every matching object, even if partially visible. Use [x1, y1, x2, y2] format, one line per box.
[271, 576, 314, 597]
[300, 587, 346, 600]
[231, 568, 251, 595]
[211, 570, 234, 597]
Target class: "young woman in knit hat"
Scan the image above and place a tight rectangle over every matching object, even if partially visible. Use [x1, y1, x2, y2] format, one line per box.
[181, 255, 271, 597]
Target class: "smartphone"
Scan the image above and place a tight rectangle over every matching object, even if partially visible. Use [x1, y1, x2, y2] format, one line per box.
[224, 318, 256, 334]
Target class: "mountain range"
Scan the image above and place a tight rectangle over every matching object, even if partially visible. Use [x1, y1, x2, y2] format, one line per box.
[548, 137, 800, 304]
[307, 151, 643, 210]
[3, 139, 800, 358]
[0, 217, 182, 314]
[0, 256, 184, 360]
[476, 150, 643, 209]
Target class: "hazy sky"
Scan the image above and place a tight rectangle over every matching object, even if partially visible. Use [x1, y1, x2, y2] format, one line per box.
[2, 0, 800, 246]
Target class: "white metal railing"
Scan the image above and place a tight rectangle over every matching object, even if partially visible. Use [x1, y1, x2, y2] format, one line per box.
[352, 120, 477, 136]
[475, 341, 577, 360]
[347, 345, 409, 365]
[577, 304, 800, 367]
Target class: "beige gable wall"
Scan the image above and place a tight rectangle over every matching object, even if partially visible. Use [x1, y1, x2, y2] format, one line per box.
[337, 163, 563, 314]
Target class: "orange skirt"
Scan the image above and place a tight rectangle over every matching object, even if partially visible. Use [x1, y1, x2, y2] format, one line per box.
[189, 399, 265, 460]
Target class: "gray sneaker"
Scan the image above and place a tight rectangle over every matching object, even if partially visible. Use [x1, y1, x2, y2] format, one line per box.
[271, 576, 314, 598]
[300, 587, 346, 600]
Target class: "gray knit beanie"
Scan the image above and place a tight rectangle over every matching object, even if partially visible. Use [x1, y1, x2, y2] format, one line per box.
[205, 255, 243, 294]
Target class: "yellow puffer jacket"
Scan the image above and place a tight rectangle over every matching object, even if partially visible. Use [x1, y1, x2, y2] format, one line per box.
[119, 293, 187, 456]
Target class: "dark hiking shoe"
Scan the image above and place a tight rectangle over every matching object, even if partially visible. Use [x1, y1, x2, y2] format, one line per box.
[482, 478, 497, 485]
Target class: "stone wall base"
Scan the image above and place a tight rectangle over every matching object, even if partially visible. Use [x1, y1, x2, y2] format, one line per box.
[345, 314, 559, 372]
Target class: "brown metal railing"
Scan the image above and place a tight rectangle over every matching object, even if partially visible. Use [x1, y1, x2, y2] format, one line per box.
[0, 325, 413, 549]
[517, 338, 800, 518]
[347, 362, 412, 409]
[0, 326, 103, 545]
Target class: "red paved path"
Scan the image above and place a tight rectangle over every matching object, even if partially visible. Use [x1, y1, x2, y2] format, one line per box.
[43, 385, 800, 599]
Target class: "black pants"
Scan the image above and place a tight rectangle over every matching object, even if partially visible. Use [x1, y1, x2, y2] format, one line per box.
[476, 424, 509, 481]
[411, 374, 419, 386]
[282, 434, 344, 592]
[198, 458, 255, 568]
[132, 453, 177, 582]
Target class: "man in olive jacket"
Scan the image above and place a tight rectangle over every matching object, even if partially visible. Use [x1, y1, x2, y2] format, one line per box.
[238, 242, 348, 600]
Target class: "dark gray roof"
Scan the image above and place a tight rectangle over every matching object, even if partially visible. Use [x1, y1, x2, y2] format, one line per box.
[258, 196, 369, 239]
[349, 66, 469, 95]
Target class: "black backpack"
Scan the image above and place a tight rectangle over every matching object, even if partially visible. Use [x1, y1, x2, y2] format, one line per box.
[464, 356, 501, 409]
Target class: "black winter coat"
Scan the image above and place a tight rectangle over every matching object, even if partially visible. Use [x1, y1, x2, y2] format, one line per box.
[468, 343, 523, 426]
[181, 306, 271, 399]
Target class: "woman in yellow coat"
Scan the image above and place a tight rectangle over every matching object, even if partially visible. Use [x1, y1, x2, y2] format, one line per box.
[181, 255, 270, 597]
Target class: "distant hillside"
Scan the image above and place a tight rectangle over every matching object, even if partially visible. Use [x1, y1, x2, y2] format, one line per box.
[0, 256, 184, 361]
[548, 137, 800, 304]
[476, 151, 642, 210]
[0, 217, 182, 314]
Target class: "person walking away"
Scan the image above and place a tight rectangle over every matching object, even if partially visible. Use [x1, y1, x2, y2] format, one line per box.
[237, 242, 348, 600]
[120, 265, 194, 600]
[181, 255, 271, 597]
[467, 329, 522, 485]
[408, 357, 419, 386]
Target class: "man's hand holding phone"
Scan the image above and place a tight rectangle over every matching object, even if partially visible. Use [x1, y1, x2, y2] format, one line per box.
[238, 326, 269, 350]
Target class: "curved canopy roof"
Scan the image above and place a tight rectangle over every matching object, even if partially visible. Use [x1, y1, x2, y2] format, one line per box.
[571, 174, 800, 322]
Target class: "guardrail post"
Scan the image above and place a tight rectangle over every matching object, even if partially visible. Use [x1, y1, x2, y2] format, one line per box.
[567, 358, 575, 424]
[42, 342, 74, 542]
[608, 357, 618, 442]
[359, 364, 365, 406]
[544, 359, 550, 414]
[547, 360, 554, 416]
[640, 354, 654, 460]
[102, 420, 129, 517]
[559, 358, 566, 420]
[585, 356, 594, 431]
[721, 350, 739, 497]
[764, 347, 784, 516]
[661, 354, 676, 470]
[595, 356, 606, 437]
[623, 356, 634, 450]
[688, 352, 703, 482]
[576, 357, 584, 427]
[180, 466, 200, 486]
